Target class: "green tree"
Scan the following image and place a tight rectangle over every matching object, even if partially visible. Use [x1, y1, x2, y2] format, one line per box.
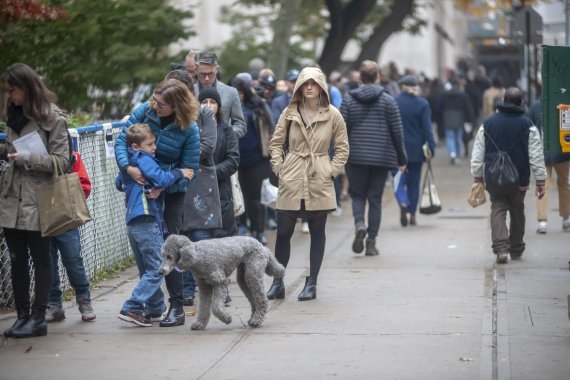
[1, 0, 193, 115]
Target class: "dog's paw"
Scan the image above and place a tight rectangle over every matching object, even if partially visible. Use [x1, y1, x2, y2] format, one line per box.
[248, 317, 263, 328]
[219, 314, 232, 325]
[190, 321, 206, 330]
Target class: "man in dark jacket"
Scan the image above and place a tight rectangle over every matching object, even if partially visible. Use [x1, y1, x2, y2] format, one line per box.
[470, 87, 546, 264]
[340, 60, 407, 256]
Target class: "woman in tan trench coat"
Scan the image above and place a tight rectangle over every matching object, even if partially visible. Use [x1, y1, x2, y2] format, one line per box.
[1, 63, 70, 338]
[266, 67, 349, 301]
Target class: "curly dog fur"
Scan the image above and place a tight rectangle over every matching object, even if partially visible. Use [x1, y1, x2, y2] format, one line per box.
[159, 235, 285, 330]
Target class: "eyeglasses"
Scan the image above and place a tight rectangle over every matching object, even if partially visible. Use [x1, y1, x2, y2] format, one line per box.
[198, 72, 216, 79]
[152, 95, 172, 109]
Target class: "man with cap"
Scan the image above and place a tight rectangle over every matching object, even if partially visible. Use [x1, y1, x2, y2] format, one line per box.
[270, 69, 300, 122]
[193, 50, 246, 138]
[258, 74, 281, 107]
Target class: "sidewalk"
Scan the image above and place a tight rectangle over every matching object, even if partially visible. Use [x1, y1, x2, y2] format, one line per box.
[0, 147, 568, 380]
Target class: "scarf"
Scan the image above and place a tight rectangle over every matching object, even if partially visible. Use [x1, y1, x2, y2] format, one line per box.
[6, 104, 29, 135]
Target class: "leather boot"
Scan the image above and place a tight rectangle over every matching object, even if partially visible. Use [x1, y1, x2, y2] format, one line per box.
[159, 301, 185, 327]
[3, 308, 29, 337]
[11, 311, 47, 338]
[365, 238, 379, 256]
[298, 276, 317, 301]
[266, 278, 285, 300]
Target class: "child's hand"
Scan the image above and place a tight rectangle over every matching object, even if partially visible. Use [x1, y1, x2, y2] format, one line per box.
[145, 188, 163, 200]
[181, 168, 194, 180]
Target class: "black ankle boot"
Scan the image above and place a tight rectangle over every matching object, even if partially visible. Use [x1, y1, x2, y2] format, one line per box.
[159, 301, 185, 327]
[3, 309, 29, 337]
[266, 278, 285, 300]
[298, 276, 317, 301]
[11, 311, 47, 338]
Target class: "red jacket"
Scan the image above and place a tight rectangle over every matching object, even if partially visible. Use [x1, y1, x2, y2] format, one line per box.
[72, 151, 91, 199]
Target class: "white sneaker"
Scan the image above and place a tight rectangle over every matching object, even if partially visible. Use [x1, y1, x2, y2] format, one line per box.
[330, 207, 342, 217]
[563, 217, 570, 232]
[301, 222, 310, 234]
[536, 221, 547, 234]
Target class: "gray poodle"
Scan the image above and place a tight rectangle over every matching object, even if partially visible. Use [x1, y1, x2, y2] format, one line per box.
[159, 235, 285, 330]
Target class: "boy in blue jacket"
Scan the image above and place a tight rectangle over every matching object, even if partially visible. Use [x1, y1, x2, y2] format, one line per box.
[116, 123, 194, 326]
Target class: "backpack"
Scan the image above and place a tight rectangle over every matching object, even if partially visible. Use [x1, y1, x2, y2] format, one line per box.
[483, 131, 523, 195]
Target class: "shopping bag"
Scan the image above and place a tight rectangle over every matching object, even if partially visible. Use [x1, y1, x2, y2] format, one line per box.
[419, 160, 442, 215]
[260, 178, 278, 210]
[36, 156, 92, 237]
[467, 182, 486, 208]
[231, 173, 245, 216]
[391, 169, 409, 207]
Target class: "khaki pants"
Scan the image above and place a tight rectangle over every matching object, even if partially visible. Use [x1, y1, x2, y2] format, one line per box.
[537, 161, 570, 221]
[490, 190, 526, 256]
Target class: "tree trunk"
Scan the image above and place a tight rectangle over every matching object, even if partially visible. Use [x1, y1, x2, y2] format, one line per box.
[269, 0, 303, 80]
[318, 0, 376, 75]
[353, 0, 416, 69]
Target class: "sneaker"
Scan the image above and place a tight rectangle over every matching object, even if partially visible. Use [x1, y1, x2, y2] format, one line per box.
[118, 310, 152, 327]
[301, 222, 310, 234]
[266, 218, 278, 230]
[78, 300, 96, 321]
[563, 217, 570, 232]
[536, 220, 547, 234]
[330, 207, 342, 217]
[496, 253, 509, 264]
[45, 305, 65, 323]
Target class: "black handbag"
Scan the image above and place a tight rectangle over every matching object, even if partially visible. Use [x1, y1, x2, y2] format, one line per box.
[269, 120, 292, 187]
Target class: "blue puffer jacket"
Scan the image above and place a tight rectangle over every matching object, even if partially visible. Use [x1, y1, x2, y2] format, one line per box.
[115, 102, 200, 193]
[115, 149, 185, 229]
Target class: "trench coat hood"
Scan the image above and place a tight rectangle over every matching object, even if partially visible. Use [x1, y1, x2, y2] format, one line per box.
[289, 67, 330, 109]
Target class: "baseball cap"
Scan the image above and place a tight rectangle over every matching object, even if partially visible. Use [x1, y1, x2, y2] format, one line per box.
[285, 69, 300, 82]
[259, 75, 276, 89]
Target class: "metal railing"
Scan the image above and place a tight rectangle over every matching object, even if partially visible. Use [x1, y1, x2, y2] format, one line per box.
[0, 122, 131, 309]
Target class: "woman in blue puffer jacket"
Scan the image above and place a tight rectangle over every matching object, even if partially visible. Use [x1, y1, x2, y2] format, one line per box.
[114, 78, 200, 327]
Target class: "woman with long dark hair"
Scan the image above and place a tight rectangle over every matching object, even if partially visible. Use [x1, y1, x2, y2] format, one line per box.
[1, 63, 71, 338]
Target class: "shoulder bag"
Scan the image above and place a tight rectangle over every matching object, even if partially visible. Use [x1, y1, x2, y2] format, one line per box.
[419, 160, 442, 215]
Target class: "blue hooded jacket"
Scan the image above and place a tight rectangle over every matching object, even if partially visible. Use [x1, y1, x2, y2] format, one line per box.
[115, 149, 185, 231]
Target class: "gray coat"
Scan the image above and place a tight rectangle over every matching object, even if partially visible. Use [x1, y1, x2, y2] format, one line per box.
[0, 105, 70, 230]
[195, 81, 246, 139]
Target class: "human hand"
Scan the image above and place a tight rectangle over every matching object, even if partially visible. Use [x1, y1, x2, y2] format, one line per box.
[145, 188, 164, 200]
[126, 166, 145, 185]
[536, 183, 545, 199]
[181, 168, 194, 180]
[7, 152, 30, 162]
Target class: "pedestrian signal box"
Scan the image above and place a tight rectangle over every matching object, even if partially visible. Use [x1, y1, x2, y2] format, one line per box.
[557, 104, 570, 152]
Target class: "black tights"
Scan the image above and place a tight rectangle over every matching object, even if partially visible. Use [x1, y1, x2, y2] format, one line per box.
[4, 228, 53, 313]
[275, 209, 327, 280]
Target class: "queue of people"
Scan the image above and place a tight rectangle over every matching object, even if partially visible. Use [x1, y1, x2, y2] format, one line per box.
[0, 54, 560, 338]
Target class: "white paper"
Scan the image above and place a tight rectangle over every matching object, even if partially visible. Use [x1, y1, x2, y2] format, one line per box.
[103, 123, 115, 159]
[12, 131, 48, 155]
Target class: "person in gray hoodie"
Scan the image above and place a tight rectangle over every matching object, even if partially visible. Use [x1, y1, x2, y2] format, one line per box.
[340, 60, 407, 256]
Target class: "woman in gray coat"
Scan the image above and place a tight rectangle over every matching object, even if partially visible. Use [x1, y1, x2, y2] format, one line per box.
[1, 63, 70, 338]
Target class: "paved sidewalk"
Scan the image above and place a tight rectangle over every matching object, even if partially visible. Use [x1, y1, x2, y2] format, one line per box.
[0, 147, 568, 380]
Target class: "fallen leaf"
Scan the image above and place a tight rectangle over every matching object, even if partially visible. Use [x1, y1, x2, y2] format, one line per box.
[459, 357, 473, 362]
[25, 345, 32, 353]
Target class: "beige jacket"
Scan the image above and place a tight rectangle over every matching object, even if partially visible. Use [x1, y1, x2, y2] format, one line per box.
[0, 105, 70, 230]
[269, 67, 349, 211]
[482, 87, 505, 119]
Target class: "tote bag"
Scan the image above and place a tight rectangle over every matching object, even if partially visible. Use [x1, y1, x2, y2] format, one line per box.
[419, 160, 442, 215]
[36, 156, 92, 237]
[231, 172, 245, 217]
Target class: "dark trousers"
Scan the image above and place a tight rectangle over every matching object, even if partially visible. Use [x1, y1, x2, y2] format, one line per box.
[346, 163, 389, 240]
[4, 228, 53, 313]
[490, 190, 526, 255]
[275, 202, 328, 280]
[163, 192, 185, 303]
[238, 160, 269, 234]
[404, 162, 423, 215]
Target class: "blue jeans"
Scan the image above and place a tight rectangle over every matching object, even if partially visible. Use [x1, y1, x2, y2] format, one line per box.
[445, 128, 463, 158]
[122, 216, 165, 315]
[49, 228, 91, 308]
[346, 163, 389, 240]
[182, 229, 212, 299]
[404, 162, 423, 215]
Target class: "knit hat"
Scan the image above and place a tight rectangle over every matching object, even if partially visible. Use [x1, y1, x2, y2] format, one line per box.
[198, 87, 222, 107]
[236, 72, 253, 86]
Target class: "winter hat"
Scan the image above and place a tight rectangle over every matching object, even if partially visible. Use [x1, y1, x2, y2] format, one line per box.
[198, 87, 222, 107]
[259, 75, 276, 88]
[399, 75, 419, 87]
[236, 72, 253, 86]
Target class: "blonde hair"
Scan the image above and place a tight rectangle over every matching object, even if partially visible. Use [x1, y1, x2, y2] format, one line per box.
[126, 123, 153, 146]
[151, 79, 199, 128]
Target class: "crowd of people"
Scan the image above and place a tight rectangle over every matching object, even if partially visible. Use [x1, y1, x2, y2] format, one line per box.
[1, 51, 567, 337]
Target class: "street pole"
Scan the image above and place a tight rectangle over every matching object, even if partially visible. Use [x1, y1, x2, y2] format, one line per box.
[566, 0, 570, 45]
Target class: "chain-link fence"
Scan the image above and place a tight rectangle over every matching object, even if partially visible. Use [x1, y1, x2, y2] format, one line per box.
[0, 122, 131, 310]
